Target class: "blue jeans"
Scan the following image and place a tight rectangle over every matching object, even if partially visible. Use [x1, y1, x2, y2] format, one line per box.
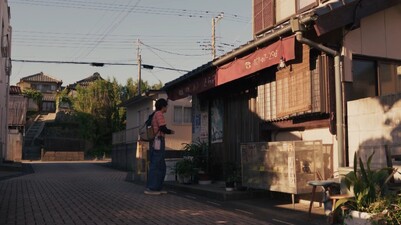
[146, 137, 166, 191]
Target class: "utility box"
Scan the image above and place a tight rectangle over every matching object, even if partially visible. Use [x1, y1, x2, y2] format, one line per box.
[241, 140, 326, 195]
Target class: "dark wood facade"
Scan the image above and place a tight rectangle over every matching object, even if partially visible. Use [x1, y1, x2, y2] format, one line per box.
[189, 43, 335, 180]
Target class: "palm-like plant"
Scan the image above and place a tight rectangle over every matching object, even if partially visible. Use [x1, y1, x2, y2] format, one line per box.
[182, 140, 209, 172]
[335, 152, 396, 212]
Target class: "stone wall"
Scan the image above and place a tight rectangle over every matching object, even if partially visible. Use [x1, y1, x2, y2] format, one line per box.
[42, 151, 84, 161]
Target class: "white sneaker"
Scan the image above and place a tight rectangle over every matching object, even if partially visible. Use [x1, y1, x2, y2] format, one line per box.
[159, 190, 168, 194]
[144, 189, 161, 195]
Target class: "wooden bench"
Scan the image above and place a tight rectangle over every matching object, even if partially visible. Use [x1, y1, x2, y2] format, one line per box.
[329, 194, 353, 211]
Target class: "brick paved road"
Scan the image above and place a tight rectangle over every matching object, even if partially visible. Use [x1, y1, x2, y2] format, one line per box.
[0, 162, 271, 225]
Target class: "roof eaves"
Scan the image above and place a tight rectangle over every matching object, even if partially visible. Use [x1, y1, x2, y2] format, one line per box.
[162, 12, 317, 92]
[119, 95, 153, 107]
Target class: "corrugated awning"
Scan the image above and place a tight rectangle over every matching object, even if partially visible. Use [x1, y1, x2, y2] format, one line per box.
[166, 71, 215, 101]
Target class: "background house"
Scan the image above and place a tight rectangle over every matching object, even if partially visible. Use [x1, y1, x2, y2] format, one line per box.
[0, 0, 11, 163]
[17, 72, 62, 112]
[66, 72, 104, 98]
[7, 86, 27, 162]
[112, 91, 192, 181]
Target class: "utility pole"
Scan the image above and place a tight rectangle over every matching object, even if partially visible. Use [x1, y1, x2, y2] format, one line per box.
[212, 13, 224, 59]
[137, 39, 141, 96]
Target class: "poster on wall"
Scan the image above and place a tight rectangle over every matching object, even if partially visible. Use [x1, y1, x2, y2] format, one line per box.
[200, 112, 208, 141]
[193, 113, 201, 134]
[211, 99, 223, 143]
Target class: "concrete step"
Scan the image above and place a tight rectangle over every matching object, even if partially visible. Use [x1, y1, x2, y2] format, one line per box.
[163, 181, 270, 201]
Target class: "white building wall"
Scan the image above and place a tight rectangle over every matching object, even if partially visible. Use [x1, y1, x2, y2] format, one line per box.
[164, 96, 192, 150]
[343, 4, 401, 81]
[347, 94, 401, 169]
[125, 93, 192, 150]
[342, 4, 401, 168]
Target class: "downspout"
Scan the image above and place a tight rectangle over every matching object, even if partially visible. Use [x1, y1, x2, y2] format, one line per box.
[294, 31, 344, 167]
[212, 16, 314, 67]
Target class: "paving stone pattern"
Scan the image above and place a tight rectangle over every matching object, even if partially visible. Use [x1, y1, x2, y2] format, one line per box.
[0, 163, 271, 225]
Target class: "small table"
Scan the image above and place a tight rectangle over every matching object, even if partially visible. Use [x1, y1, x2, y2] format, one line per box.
[307, 180, 337, 217]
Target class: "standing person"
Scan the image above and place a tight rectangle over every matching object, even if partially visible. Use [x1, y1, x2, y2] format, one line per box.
[145, 98, 175, 195]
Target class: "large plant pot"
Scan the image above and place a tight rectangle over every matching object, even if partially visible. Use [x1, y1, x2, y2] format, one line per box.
[225, 181, 235, 191]
[178, 175, 192, 184]
[344, 211, 375, 225]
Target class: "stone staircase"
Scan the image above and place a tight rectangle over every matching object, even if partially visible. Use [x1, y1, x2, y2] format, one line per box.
[22, 113, 55, 160]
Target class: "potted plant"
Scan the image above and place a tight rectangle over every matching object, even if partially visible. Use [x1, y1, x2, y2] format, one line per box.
[175, 157, 195, 184]
[182, 140, 211, 184]
[334, 152, 397, 225]
[367, 194, 401, 224]
[224, 162, 241, 191]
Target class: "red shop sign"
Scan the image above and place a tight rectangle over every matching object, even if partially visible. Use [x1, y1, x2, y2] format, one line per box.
[217, 36, 295, 86]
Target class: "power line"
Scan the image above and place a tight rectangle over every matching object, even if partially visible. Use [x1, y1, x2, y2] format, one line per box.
[11, 59, 190, 73]
[12, 31, 212, 54]
[140, 41, 209, 57]
[10, 0, 249, 23]
[78, 0, 142, 59]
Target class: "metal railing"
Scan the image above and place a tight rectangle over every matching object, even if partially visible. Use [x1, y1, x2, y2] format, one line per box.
[112, 126, 141, 145]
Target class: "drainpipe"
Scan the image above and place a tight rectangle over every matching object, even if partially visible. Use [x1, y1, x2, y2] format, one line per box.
[212, 16, 314, 67]
[294, 31, 344, 167]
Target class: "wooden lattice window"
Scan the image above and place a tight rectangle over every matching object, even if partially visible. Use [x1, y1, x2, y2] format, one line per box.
[253, 0, 274, 36]
[276, 45, 312, 117]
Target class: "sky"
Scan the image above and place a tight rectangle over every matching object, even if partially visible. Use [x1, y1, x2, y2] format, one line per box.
[9, 0, 252, 87]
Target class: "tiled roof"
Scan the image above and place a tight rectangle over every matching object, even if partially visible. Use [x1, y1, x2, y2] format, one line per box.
[9, 85, 22, 95]
[20, 72, 62, 84]
[68, 72, 104, 89]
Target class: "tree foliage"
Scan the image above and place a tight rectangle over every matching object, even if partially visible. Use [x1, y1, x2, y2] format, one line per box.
[70, 76, 163, 154]
[121, 77, 163, 101]
[72, 79, 123, 147]
[56, 88, 72, 109]
[22, 89, 43, 111]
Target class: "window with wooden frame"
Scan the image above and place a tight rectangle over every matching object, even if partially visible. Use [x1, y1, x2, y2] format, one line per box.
[257, 47, 329, 120]
[173, 106, 192, 124]
[351, 57, 401, 100]
[254, 0, 319, 36]
[276, 44, 312, 118]
[275, 0, 296, 24]
[253, 0, 274, 36]
[296, 0, 318, 13]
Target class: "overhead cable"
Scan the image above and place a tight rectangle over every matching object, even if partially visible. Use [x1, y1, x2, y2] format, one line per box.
[11, 59, 190, 73]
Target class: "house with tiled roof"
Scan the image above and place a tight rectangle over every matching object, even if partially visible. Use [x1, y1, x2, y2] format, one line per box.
[68, 72, 103, 89]
[17, 72, 63, 112]
[66, 72, 104, 98]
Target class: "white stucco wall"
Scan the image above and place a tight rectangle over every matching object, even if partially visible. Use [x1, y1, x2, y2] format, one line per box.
[124, 93, 192, 150]
[347, 93, 401, 169]
[164, 96, 192, 150]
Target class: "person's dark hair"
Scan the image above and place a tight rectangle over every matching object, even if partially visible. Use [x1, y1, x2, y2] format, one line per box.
[155, 98, 168, 110]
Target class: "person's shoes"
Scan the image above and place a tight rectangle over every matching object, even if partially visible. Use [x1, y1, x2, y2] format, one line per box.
[159, 190, 168, 194]
[144, 189, 161, 195]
